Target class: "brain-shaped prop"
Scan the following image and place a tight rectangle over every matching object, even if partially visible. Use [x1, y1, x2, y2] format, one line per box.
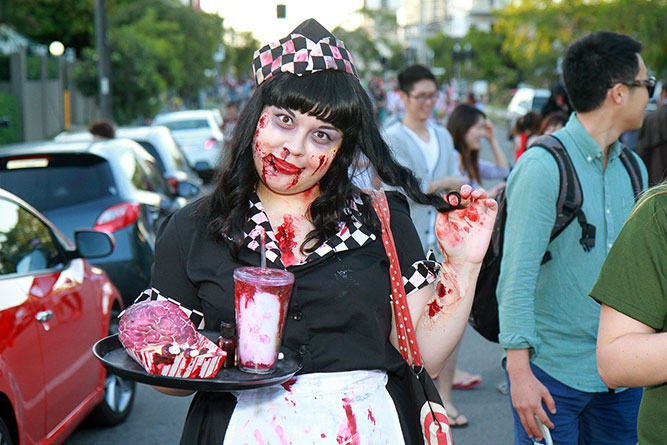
[118, 300, 225, 378]
[119, 300, 198, 350]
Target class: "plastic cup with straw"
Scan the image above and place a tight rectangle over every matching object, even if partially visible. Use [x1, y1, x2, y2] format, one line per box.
[233, 225, 295, 373]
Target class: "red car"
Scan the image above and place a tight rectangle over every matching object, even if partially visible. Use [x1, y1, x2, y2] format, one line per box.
[0, 188, 136, 444]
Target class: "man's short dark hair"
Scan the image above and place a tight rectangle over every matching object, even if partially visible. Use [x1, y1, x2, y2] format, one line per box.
[88, 119, 116, 139]
[397, 64, 436, 93]
[562, 31, 643, 113]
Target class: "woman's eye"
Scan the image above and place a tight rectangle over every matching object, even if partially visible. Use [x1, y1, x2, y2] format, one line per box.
[314, 131, 331, 141]
[277, 114, 292, 125]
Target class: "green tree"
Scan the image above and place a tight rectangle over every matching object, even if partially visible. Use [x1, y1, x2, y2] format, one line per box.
[109, 0, 223, 105]
[495, 0, 667, 82]
[427, 33, 455, 81]
[332, 26, 381, 74]
[2, 0, 94, 51]
[220, 30, 260, 79]
[73, 0, 223, 123]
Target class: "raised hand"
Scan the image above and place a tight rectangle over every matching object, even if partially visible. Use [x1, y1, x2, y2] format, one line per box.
[435, 185, 497, 265]
[483, 119, 496, 141]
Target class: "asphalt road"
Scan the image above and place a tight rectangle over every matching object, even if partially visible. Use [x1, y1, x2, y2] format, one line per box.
[66, 111, 517, 444]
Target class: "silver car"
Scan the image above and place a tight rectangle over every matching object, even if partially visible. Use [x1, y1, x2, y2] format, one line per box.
[151, 109, 224, 179]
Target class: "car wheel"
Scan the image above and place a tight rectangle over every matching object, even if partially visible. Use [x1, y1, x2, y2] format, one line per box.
[86, 308, 136, 426]
[0, 417, 14, 445]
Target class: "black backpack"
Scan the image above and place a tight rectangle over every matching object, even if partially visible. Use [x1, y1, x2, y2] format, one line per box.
[469, 135, 643, 343]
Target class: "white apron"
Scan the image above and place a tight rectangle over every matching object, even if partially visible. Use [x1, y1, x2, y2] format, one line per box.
[222, 370, 406, 445]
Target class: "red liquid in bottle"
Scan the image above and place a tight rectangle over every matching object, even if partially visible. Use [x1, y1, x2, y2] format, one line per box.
[218, 321, 237, 368]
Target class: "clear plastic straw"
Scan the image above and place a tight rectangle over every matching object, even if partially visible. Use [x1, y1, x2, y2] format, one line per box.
[260, 227, 267, 269]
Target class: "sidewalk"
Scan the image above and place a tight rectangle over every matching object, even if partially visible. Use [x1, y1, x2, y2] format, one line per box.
[450, 326, 514, 444]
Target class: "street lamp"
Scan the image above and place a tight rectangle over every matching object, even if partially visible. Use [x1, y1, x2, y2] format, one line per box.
[49, 40, 71, 129]
[48, 41, 64, 57]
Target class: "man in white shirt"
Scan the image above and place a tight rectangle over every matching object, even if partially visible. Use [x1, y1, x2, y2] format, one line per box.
[384, 64, 471, 428]
[384, 64, 464, 255]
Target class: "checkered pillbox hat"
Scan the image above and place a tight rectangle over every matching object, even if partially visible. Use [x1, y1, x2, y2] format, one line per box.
[252, 18, 359, 85]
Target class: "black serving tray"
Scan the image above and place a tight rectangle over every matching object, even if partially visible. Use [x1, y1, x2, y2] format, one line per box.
[93, 332, 301, 392]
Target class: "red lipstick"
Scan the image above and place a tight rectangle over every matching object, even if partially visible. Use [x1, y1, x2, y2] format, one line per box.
[268, 154, 301, 175]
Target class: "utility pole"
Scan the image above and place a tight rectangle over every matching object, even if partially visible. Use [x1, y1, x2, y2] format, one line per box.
[94, 0, 112, 119]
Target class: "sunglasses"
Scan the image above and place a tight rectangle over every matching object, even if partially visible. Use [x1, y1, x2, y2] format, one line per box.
[611, 76, 656, 98]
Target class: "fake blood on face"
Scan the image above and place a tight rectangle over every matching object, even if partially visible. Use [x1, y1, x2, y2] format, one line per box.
[311, 154, 328, 175]
[258, 112, 269, 129]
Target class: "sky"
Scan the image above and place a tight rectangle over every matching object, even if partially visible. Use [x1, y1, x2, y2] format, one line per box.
[199, 0, 365, 43]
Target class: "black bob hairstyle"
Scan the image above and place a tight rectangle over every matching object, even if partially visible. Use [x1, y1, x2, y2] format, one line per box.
[200, 70, 456, 255]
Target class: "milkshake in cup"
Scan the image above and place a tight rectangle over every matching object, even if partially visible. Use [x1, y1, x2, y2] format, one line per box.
[233, 267, 294, 374]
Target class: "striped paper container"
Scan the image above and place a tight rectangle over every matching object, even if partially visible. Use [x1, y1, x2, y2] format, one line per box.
[125, 334, 226, 379]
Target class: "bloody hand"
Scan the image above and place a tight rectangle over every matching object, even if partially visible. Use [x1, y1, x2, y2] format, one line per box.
[435, 185, 497, 265]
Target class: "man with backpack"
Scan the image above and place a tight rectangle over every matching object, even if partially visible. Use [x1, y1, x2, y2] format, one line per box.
[497, 31, 650, 444]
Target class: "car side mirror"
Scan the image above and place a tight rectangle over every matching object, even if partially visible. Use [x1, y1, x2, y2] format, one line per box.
[193, 161, 213, 182]
[74, 230, 115, 259]
[176, 181, 200, 198]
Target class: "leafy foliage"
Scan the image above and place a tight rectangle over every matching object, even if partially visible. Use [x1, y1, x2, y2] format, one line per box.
[495, 0, 667, 80]
[332, 26, 381, 73]
[220, 31, 260, 79]
[2, 0, 94, 51]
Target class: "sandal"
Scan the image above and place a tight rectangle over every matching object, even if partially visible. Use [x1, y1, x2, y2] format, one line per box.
[446, 410, 469, 428]
[452, 372, 482, 390]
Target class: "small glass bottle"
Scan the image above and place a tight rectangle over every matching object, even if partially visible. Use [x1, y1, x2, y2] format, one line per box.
[218, 321, 237, 368]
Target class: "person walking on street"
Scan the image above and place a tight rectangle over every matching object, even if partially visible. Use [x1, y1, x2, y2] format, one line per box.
[447, 103, 510, 196]
[498, 31, 649, 444]
[636, 79, 667, 186]
[88, 119, 116, 139]
[592, 182, 667, 445]
[384, 64, 464, 256]
[145, 19, 497, 444]
[384, 65, 476, 428]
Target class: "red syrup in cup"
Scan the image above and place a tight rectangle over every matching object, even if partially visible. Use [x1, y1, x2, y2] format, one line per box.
[233, 267, 294, 374]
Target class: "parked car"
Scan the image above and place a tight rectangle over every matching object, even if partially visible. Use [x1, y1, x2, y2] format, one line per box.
[151, 109, 224, 179]
[506, 87, 550, 133]
[0, 139, 198, 305]
[0, 188, 135, 445]
[54, 125, 203, 195]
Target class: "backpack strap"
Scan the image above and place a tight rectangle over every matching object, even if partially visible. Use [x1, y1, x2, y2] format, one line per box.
[618, 145, 644, 201]
[529, 135, 596, 260]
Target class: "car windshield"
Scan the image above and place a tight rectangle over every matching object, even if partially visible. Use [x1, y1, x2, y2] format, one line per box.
[0, 154, 116, 212]
[136, 141, 165, 172]
[532, 96, 549, 111]
[161, 119, 209, 131]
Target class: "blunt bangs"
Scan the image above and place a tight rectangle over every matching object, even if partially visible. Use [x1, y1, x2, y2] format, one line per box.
[261, 71, 362, 135]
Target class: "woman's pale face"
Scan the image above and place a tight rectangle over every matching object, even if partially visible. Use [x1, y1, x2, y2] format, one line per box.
[463, 116, 486, 151]
[253, 106, 343, 195]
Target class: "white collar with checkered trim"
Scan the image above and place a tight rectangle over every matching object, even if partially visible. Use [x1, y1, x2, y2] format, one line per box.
[242, 192, 376, 268]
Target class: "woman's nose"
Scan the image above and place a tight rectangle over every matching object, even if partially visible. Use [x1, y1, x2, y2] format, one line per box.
[283, 132, 308, 157]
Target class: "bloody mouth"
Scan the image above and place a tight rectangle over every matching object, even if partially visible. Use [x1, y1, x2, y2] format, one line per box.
[266, 154, 301, 175]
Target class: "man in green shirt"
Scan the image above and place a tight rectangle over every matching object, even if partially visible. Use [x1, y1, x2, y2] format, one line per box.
[592, 185, 667, 445]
